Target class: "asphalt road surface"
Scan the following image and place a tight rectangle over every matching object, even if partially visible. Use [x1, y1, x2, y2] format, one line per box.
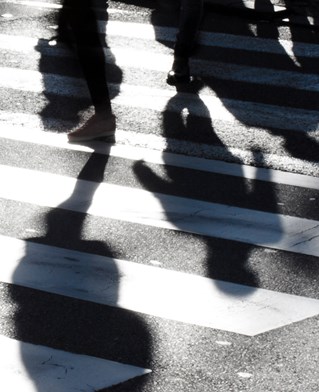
[0, 1, 318, 391]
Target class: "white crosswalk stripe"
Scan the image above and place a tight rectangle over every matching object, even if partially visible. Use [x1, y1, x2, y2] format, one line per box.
[3, 33, 319, 91]
[2, 163, 319, 256]
[1, 66, 318, 135]
[0, 1, 319, 391]
[0, 334, 150, 392]
[1, 235, 319, 336]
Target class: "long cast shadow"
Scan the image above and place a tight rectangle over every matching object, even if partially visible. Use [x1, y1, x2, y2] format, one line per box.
[146, 0, 319, 294]
[133, 78, 282, 296]
[9, 149, 152, 391]
[8, 1, 152, 390]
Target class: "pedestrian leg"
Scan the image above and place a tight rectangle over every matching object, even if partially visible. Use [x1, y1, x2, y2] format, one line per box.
[167, 0, 203, 85]
[66, 0, 116, 142]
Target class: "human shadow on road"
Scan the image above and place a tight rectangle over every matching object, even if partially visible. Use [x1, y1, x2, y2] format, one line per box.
[8, 1, 152, 390]
[8, 149, 152, 391]
[252, 0, 319, 162]
[134, 77, 280, 299]
[252, 0, 319, 288]
[144, 1, 319, 296]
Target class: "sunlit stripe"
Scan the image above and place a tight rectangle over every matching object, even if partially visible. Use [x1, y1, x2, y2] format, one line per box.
[1, 117, 319, 189]
[0, 110, 318, 178]
[8, 0, 62, 9]
[2, 1, 319, 60]
[0, 335, 150, 392]
[1, 17, 319, 61]
[107, 46, 319, 91]
[0, 67, 318, 133]
[0, 34, 70, 54]
[1, 235, 319, 336]
[105, 20, 319, 59]
[2, 35, 318, 93]
[1, 164, 319, 256]
[0, 66, 89, 95]
[7, 0, 141, 14]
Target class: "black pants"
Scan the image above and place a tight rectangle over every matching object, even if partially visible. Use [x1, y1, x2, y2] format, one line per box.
[59, 0, 112, 114]
[174, 0, 204, 58]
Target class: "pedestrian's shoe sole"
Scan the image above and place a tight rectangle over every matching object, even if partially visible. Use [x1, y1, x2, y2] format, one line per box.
[68, 131, 116, 143]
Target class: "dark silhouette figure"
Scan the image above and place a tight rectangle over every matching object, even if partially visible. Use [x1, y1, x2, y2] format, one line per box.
[44, 0, 116, 142]
[133, 80, 270, 294]
[147, 0, 319, 297]
[166, 0, 204, 85]
[8, 2, 152, 391]
[9, 150, 152, 391]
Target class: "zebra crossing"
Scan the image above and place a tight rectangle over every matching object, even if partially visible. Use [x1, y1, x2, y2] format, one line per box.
[0, 0, 319, 391]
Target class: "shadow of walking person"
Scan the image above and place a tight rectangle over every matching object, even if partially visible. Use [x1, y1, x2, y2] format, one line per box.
[132, 2, 289, 304]
[8, 149, 152, 391]
[6, 1, 152, 390]
[133, 78, 265, 297]
[251, 0, 319, 162]
[146, 0, 319, 304]
[163, 78, 225, 145]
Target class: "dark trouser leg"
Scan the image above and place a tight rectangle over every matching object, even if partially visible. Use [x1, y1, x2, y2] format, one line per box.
[174, 0, 203, 58]
[167, 0, 203, 85]
[68, 0, 112, 116]
[65, 1, 117, 142]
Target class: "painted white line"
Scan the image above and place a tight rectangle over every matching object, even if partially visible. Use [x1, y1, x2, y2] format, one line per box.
[106, 20, 319, 58]
[1, 164, 319, 256]
[0, 335, 150, 392]
[7, 1, 140, 14]
[0, 34, 41, 53]
[0, 34, 71, 55]
[6, 0, 61, 9]
[1, 235, 319, 336]
[1, 118, 319, 189]
[229, 0, 285, 12]
[1, 67, 318, 133]
[2, 1, 318, 60]
[114, 83, 319, 133]
[15, 0, 62, 9]
[1, 35, 318, 92]
[105, 46, 319, 92]
[192, 59, 319, 92]
[0, 67, 89, 96]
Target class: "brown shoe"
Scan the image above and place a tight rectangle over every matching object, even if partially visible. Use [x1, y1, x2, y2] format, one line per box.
[68, 113, 116, 142]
